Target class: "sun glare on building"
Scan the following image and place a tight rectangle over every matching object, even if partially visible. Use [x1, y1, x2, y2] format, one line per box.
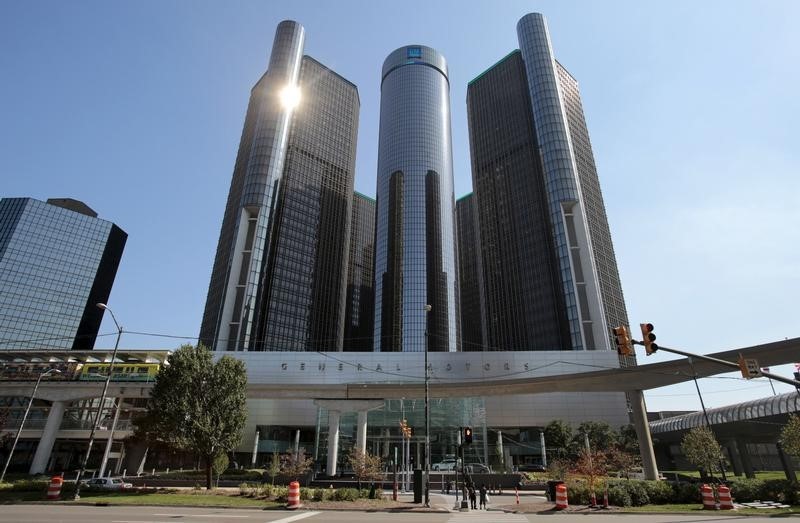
[280, 84, 301, 109]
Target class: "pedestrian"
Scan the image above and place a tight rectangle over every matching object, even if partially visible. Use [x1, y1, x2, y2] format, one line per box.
[446, 479, 451, 494]
[469, 485, 477, 509]
[479, 484, 488, 510]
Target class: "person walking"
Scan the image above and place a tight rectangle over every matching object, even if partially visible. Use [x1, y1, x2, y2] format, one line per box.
[469, 485, 477, 509]
[479, 484, 488, 509]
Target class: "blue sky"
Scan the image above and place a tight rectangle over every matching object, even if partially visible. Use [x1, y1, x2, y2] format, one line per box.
[1, 0, 798, 412]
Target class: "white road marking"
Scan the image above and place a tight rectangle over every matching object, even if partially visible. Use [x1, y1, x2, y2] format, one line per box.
[445, 512, 529, 522]
[152, 515, 250, 518]
[267, 512, 322, 523]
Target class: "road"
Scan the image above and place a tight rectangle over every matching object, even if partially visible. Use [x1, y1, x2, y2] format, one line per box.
[0, 505, 793, 523]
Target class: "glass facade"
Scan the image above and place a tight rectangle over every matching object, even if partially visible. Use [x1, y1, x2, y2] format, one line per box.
[466, 51, 571, 351]
[344, 193, 375, 351]
[455, 194, 487, 351]
[0, 198, 127, 350]
[200, 21, 359, 351]
[463, 13, 629, 351]
[315, 398, 488, 472]
[374, 45, 460, 353]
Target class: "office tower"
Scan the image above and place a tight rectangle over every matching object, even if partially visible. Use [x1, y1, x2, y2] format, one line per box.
[374, 46, 460, 352]
[455, 194, 486, 351]
[343, 192, 375, 352]
[466, 13, 628, 351]
[200, 21, 359, 351]
[0, 197, 127, 350]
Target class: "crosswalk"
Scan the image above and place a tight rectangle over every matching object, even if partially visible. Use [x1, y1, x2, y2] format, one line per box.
[445, 512, 529, 522]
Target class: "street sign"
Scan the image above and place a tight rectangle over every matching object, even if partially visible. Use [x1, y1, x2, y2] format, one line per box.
[738, 354, 761, 379]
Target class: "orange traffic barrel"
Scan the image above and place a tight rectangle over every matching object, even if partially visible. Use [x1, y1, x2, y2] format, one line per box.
[46, 475, 63, 500]
[287, 480, 301, 509]
[555, 483, 568, 510]
[700, 483, 717, 510]
[717, 485, 734, 510]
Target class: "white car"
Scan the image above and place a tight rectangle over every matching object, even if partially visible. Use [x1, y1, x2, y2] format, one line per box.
[432, 459, 458, 471]
[82, 477, 133, 490]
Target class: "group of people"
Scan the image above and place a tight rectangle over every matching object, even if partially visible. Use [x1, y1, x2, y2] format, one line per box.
[466, 483, 489, 510]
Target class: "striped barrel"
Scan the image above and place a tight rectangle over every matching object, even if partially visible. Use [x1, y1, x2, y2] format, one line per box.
[46, 475, 63, 500]
[287, 480, 301, 509]
[717, 485, 734, 510]
[555, 483, 568, 510]
[700, 484, 717, 510]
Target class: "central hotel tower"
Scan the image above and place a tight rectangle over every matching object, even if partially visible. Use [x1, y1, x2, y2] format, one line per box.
[374, 46, 460, 352]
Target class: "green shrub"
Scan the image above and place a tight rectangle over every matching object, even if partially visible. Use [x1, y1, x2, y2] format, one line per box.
[333, 487, 359, 501]
[642, 479, 674, 504]
[760, 479, 797, 504]
[672, 482, 702, 503]
[607, 484, 632, 507]
[625, 481, 650, 506]
[313, 488, 325, 501]
[564, 480, 590, 504]
[273, 486, 288, 502]
[728, 478, 761, 502]
[0, 480, 50, 492]
[299, 487, 312, 500]
[238, 482, 251, 496]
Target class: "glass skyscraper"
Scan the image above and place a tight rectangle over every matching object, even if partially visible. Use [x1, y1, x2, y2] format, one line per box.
[374, 46, 460, 353]
[200, 21, 359, 351]
[455, 194, 486, 351]
[343, 193, 375, 352]
[466, 13, 629, 351]
[0, 197, 127, 350]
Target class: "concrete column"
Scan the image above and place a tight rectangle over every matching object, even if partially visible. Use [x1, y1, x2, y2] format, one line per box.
[540, 431, 548, 468]
[727, 440, 743, 476]
[356, 410, 368, 454]
[482, 424, 489, 466]
[777, 442, 797, 482]
[736, 438, 755, 478]
[382, 428, 390, 458]
[629, 390, 659, 480]
[251, 430, 260, 468]
[294, 428, 301, 456]
[29, 400, 65, 475]
[99, 398, 122, 477]
[496, 430, 504, 471]
[326, 410, 340, 477]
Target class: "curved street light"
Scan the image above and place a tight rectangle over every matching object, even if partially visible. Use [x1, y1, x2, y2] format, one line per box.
[0, 368, 61, 482]
[73, 303, 123, 500]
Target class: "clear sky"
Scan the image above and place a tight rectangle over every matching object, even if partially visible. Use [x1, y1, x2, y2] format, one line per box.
[1, 0, 798, 413]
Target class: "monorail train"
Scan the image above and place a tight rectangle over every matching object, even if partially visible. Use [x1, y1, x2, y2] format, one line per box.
[0, 361, 160, 382]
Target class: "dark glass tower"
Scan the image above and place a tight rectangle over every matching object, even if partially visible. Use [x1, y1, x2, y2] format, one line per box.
[466, 13, 628, 351]
[343, 192, 375, 352]
[0, 197, 127, 350]
[200, 21, 359, 351]
[374, 46, 460, 352]
[455, 194, 486, 351]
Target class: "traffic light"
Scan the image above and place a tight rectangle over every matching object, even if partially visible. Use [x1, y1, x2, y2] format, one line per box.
[399, 419, 412, 438]
[464, 427, 473, 445]
[794, 371, 800, 392]
[737, 354, 761, 379]
[612, 326, 633, 356]
[640, 323, 658, 355]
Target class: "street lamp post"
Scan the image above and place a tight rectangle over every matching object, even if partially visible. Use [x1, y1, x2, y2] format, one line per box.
[423, 304, 431, 507]
[74, 303, 123, 500]
[0, 368, 61, 482]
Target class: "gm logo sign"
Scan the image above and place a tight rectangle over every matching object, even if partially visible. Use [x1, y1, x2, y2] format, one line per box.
[407, 47, 422, 59]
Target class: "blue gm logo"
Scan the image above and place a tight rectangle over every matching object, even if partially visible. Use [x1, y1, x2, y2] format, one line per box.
[407, 47, 422, 59]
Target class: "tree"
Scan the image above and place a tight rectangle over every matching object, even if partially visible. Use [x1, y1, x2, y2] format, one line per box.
[135, 344, 248, 489]
[574, 421, 617, 452]
[681, 426, 726, 477]
[282, 447, 313, 484]
[267, 451, 281, 485]
[348, 448, 383, 489]
[571, 449, 607, 505]
[779, 414, 800, 458]
[617, 424, 640, 454]
[213, 452, 229, 487]
[605, 447, 640, 478]
[544, 420, 573, 459]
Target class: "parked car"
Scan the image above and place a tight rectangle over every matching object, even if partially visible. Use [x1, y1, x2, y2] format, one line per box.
[465, 463, 491, 474]
[431, 458, 458, 471]
[81, 477, 133, 490]
[517, 463, 547, 472]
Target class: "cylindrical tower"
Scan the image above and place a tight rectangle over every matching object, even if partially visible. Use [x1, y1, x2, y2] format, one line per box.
[517, 13, 608, 350]
[374, 45, 460, 352]
[202, 20, 305, 350]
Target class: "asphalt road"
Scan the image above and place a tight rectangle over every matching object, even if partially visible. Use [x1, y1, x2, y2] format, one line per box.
[0, 505, 794, 523]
